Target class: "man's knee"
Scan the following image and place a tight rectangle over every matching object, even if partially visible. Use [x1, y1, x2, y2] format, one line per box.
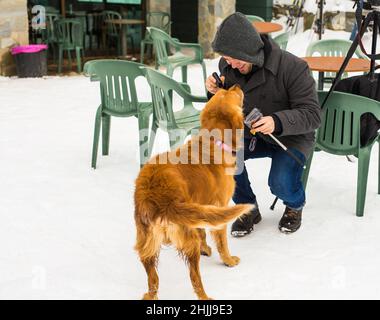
[270, 184, 294, 199]
[269, 174, 295, 199]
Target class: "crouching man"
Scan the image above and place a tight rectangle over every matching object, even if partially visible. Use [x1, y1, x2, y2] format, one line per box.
[205, 12, 321, 235]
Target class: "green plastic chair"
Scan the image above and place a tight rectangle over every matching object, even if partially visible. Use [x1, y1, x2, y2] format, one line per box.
[103, 10, 135, 56]
[71, 11, 88, 49]
[306, 39, 368, 88]
[245, 15, 265, 23]
[103, 11, 122, 56]
[43, 13, 61, 62]
[56, 18, 85, 73]
[83, 60, 153, 168]
[303, 91, 380, 216]
[273, 32, 290, 50]
[147, 26, 207, 94]
[86, 12, 104, 51]
[140, 12, 171, 65]
[142, 67, 208, 156]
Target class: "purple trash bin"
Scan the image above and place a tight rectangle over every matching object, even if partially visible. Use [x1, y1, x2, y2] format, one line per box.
[11, 44, 48, 78]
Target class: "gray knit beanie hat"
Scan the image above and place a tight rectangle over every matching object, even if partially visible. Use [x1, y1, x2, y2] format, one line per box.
[212, 12, 264, 68]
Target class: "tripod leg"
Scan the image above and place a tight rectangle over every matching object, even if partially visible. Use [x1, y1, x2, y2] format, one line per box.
[318, 71, 324, 91]
[293, 0, 306, 34]
[320, 12, 373, 109]
[369, 14, 378, 79]
[350, 23, 358, 41]
[331, 13, 372, 88]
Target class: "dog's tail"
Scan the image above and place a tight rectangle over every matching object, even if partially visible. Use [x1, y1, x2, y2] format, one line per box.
[166, 202, 254, 229]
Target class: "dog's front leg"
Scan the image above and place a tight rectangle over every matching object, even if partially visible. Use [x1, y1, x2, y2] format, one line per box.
[211, 226, 240, 267]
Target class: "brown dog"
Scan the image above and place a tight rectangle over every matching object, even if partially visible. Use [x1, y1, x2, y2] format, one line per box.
[134, 85, 253, 300]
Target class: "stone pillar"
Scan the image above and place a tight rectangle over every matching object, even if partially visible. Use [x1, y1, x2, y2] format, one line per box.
[0, 0, 29, 76]
[198, 0, 235, 59]
[147, 0, 170, 14]
[146, 0, 235, 59]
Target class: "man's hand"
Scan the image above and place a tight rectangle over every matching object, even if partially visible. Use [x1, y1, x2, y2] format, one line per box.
[205, 75, 225, 94]
[251, 116, 275, 135]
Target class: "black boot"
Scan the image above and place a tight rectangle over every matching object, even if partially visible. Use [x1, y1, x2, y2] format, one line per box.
[231, 204, 262, 237]
[278, 207, 302, 234]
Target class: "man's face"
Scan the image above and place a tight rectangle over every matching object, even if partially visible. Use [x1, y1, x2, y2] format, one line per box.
[223, 56, 253, 75]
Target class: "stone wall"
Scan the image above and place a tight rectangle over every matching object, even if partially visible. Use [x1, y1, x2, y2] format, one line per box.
[147, 0, 236, 58]
[0, 0, 29, 76]
[274, 4, 357, 32]
[147, 0, 170, 13]
[199, 0, 235, 58]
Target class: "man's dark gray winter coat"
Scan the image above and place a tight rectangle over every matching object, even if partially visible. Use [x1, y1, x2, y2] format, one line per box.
[216, 36, 321, 158]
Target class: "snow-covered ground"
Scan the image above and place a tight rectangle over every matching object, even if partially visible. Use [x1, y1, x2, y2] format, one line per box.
[1, 29, 380, 300]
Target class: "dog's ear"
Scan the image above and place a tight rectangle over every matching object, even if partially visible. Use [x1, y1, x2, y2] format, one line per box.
[201, 87, 244, 132]
[200, 92, 244, 154]
[221, 87, 244, 131]
[227, 85, 244, 123]
[202, 86, 245, 151]
[200, 90, 225, 131]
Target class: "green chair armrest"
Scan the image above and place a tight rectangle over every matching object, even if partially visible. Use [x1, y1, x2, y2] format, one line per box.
[148, 27, 180, 48]
[178, 82, 191, 93]
[178, 82, 207, 103]
[174, 81, 207, 102]
[189, 95, 208, 103]
[177, 42, 203, 60]
[83, 60, 101, 81]
[178, 42, 202, 49]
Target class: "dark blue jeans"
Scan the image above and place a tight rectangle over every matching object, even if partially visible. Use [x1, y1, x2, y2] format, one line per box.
[233, 137, 306, 210]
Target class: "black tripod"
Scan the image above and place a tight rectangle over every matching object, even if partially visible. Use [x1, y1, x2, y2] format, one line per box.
[314, 0, 326, 40]
[270, 2, 378, 212]
[323, 4, 380, 107]
[287, 0, 307, 33]
[273, 2, 380, 212]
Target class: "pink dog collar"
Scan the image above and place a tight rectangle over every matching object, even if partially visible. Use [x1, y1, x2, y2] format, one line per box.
[215, 140, 234, 153]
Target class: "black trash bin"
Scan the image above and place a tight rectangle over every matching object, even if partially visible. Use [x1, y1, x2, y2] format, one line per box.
[11, 44, 48, 78]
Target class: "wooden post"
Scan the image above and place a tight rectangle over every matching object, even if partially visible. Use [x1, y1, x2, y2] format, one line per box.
[61, 0, 66, 18]
[142, 0, 147, 39]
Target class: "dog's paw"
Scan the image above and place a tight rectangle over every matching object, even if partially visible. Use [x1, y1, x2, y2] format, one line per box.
[223, 256, 240, 267]
[201, 245, 212, 257]
[199, 296, 213, 300]
[142, 292, 158, 300]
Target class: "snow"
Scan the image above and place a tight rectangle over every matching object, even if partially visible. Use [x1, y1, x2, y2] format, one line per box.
[1, 28, 380, 300]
